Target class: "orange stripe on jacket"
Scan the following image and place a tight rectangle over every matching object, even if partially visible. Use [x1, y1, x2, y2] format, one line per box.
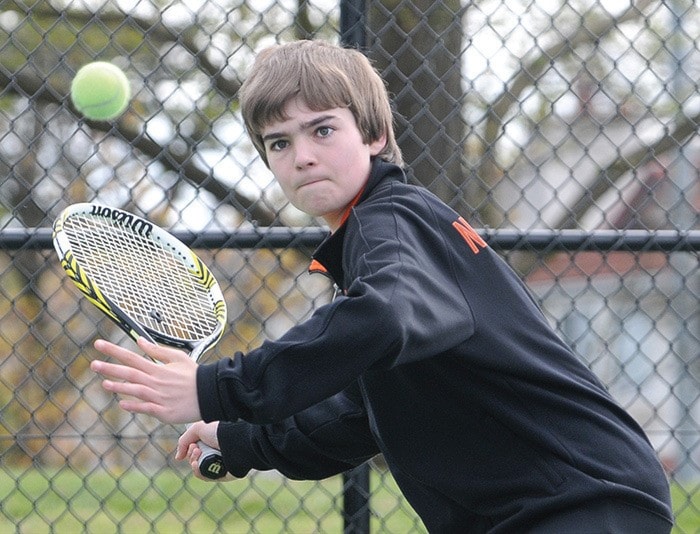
[308, 187, 366, 275]
[308, 259, 328, 274]
[337, 187, 365, 228]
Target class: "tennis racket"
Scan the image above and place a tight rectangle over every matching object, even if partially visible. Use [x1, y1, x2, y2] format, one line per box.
[53, 202, 228, 480]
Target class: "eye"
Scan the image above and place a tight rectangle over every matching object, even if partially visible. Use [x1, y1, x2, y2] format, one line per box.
[268, 139, 288, 152]
[316, 126, 334, 138]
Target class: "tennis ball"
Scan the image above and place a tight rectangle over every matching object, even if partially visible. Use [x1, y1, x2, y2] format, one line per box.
[70, 62, 131, 121]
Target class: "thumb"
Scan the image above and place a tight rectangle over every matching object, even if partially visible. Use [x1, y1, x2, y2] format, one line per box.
[176, 421, 220, 459]
[176, 424, 199, 460]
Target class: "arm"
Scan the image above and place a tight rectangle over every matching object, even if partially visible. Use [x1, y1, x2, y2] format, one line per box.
[90, 189, 474, 427]
[197, 281, 404, 425]
[183, 384, 378, 480]
[87, 265, 405, 426]
[199, 194, 475, 426]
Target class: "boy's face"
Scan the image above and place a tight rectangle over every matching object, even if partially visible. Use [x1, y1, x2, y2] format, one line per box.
[261, 98, 386, 230]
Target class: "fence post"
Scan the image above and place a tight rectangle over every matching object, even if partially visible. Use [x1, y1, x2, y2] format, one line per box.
[339, 3, 371, 531]
[340, 0, 367, 49]
[343, 463, 371, 534]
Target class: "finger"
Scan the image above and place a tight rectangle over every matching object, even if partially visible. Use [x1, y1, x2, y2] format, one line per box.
[93, 339, 155, 372]
[190, 451, 213, 481]
[99, 379, 165, 417]
[118, 398, 161, 416]
[191, 458, 204, 479]
[93, 338, 185, 369]
[189, 443, 201, 462]
[176, 426, 199, 460]
[100, 376, 156, 400]
[137, 337, 190, 364]
[90, 359, 149, 383]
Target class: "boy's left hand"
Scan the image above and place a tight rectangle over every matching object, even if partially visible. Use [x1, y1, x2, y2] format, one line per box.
[90, 337, 200, 424]
[176, 421, 234, 481]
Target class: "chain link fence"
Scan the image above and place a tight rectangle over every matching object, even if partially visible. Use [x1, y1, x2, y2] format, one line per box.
[1, 0, 699, 531]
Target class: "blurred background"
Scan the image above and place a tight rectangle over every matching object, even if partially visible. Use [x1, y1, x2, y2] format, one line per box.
[0, 0, 698, 531]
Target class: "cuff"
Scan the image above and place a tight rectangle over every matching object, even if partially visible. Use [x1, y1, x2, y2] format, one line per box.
[217, 421, 267, 478]
[196, 362, 227, 423]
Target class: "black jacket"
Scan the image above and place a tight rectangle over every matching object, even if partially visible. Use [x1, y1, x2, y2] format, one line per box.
[197, 159, 672, 532]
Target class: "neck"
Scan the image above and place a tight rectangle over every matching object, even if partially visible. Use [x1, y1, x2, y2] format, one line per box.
[327, 186, 366, 232]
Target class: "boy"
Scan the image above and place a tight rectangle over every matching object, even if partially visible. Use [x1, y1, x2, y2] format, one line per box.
[91, 40, 673, 532]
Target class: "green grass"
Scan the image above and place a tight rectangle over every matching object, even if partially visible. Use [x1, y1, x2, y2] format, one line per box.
[671, 481, 700, 534]
[0, 466, 424, 533]
[0, 467, 696, 533]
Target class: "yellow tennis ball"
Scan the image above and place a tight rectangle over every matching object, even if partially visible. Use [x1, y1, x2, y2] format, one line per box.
[70, 62, 131, 121]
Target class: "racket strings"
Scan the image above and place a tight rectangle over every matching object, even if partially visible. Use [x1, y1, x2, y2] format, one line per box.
[63, 215, 219, 341]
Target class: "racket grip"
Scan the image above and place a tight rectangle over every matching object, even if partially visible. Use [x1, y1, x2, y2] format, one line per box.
[197, 440, 226, 480]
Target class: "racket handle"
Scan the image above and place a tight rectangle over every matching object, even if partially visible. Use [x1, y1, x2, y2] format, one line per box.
[197, 440, 226, 480]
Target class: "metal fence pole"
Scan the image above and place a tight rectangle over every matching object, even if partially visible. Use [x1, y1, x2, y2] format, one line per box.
[340, 0, 367, 49]
[340, 1, 371, 532]
[343, 463, 371, 534]
[3, 228, 698, 252]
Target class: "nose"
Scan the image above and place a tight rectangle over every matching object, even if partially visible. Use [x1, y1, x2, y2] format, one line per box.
[293, 139, 317, 169]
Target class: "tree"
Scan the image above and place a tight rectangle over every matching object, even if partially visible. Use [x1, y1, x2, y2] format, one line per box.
[0, 0, 336, 467]
[1, 0, 698, 469]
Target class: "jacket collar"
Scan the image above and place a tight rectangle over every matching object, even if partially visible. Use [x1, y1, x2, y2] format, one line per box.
[309, 158, 406, 284]
[354, 157, 407, 205]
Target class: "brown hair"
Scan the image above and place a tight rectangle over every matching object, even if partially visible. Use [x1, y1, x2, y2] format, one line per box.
[239, 40, 402, 167]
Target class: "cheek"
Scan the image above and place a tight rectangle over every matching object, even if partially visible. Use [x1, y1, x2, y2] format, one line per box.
[268, 162, 292, 193]
[341, 146, 373, 181]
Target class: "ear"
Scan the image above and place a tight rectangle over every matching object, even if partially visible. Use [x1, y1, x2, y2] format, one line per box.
[368, 134, 387, 156]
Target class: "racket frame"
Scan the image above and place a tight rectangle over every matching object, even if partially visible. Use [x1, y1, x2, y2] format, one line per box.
[53, 202, 227, 478]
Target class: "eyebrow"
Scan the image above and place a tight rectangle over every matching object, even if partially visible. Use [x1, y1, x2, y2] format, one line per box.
[262, 114, 338, 142]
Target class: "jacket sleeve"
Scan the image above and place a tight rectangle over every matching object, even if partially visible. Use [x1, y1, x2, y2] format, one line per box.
[197, 185, 475, 425]
[216, 383, 379, 479]
[197, 278, 404, 424]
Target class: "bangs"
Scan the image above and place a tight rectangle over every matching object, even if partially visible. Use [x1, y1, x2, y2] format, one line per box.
[245, 53, 355, 136]
[298, 61, 356, 113]
[240, 40, 402, 167]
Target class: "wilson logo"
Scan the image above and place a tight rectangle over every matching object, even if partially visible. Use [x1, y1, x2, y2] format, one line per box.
[206, 462, 222, 475]
[91, 205, 153, 237]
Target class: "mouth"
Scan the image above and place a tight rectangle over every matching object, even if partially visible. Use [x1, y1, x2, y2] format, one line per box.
[297, 178, 326, 190]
